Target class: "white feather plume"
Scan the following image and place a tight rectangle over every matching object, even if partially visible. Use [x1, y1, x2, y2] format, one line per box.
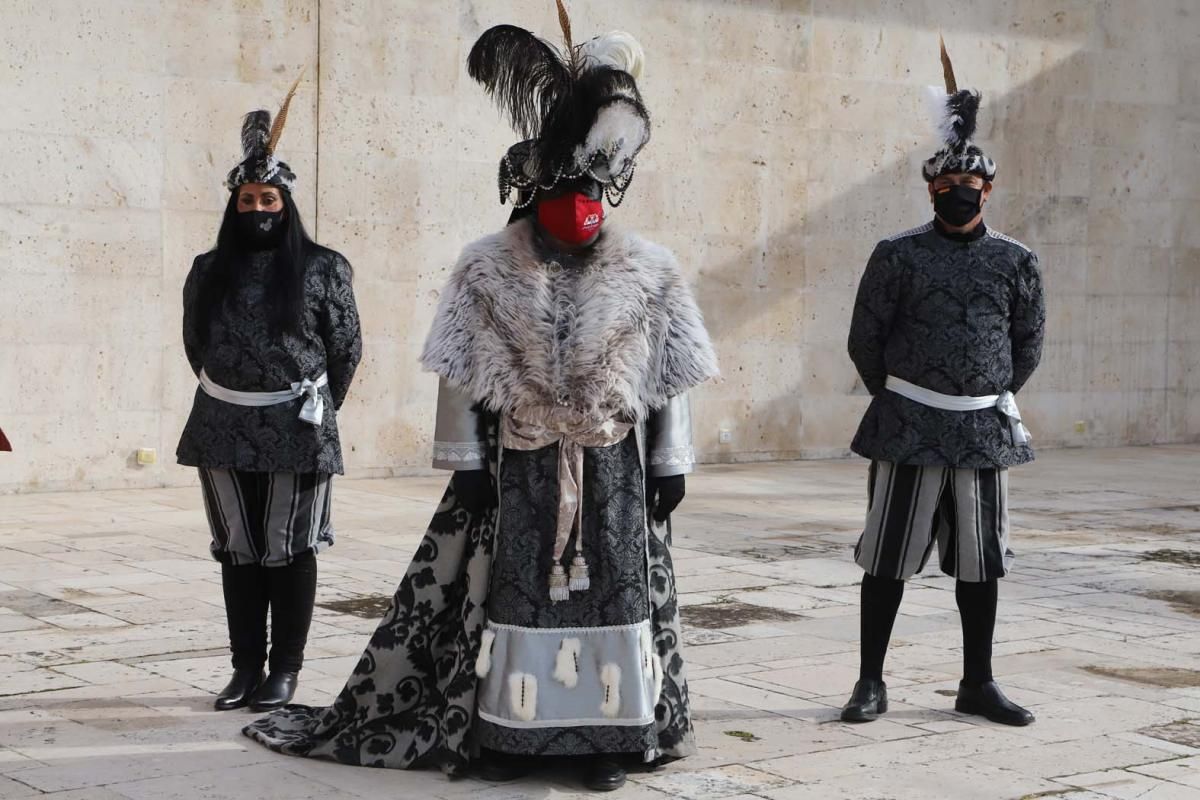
[578, 30, 645, 80]
[924, 85, 957, 146]
[573, 99, 649, 181]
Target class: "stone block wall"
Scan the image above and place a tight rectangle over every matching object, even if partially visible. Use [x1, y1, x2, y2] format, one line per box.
[1, 0, 1196, 492]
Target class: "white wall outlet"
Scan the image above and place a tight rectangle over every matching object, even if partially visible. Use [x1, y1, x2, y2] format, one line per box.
[718, 428, 733, 444]
[136, 448, 157, 466]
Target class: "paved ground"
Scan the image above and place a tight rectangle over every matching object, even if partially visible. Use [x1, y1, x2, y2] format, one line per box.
[0, 446, 1198, 799]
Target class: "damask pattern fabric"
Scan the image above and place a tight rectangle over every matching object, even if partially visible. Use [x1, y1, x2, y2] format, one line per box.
[243, 478, 495, 775]
[848, 225, 1045, 468]
[487, 437, 648, 630]
[474, 436, 663, 757]
[242, 441, 695, 772]
[177, 249, 362, 474]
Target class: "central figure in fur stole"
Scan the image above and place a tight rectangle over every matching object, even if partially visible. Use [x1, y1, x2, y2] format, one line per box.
[245, 2, 718, 792]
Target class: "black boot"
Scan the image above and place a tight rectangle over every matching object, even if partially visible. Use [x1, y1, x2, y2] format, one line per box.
[583, 757, 627, 792]
[843, 574, 904, 723]
[248, 670, 299, 712]
[840, 678, 888, 722]
[956, 681, 1035, 726]
[953, 580, 1032, 724]
[473, 748, 530, 782]
[216, 563, 269, 711]
[250, 552, 317, 712]
[214, 668, 264, 711]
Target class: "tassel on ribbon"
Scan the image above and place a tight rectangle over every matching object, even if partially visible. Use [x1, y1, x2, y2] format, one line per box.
[568, 554, 590, 591]
[500, 408, 633, 604]
[549, 563, 570, 603]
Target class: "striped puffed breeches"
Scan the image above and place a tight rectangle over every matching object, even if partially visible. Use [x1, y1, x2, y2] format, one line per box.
[198, 468, 334, 568]
[854, 461, 1013, 583]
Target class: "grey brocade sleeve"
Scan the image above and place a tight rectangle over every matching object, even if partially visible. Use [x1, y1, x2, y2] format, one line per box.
[1010, 251, 1046, 394]
[647, 393, 695, 477]
[432, 378, 488, 471]
[182, 255, 205, 377]
[321, 255, 363, 409]
[847, 241, 900, 396]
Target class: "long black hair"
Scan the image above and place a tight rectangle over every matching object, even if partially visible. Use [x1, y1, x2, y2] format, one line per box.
[197, 190, 333, 341]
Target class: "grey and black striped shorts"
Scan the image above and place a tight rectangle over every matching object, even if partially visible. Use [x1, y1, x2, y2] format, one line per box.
[198, 468, 334, 567]
[854, 461, 1013, 583]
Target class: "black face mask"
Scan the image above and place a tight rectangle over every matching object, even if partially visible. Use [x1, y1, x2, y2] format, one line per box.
[933, 184, 983, 227]
[236, 210, 286, 250]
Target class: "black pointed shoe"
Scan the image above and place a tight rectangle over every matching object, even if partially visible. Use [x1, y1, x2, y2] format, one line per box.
[474, 749, 530, 783]
[840, 678, 888, 722]
[584, 758, 627, 792]
[214, 668, 264, 711]
[247, 671, 298, 712]
[955, 681, 1035, 726]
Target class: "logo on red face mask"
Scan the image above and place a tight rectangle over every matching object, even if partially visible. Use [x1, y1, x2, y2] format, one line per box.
[537, 192, 605, 245]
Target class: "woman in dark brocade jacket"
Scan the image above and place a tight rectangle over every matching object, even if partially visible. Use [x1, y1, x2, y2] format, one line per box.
[176, 76, 362, 714]
[840, 42, 1045, 730]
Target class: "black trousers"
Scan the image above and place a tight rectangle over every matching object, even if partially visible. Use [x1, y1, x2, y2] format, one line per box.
[222, 550, 317, 673]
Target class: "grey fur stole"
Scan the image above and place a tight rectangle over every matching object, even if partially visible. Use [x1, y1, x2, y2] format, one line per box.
[420, 219, 718, 423]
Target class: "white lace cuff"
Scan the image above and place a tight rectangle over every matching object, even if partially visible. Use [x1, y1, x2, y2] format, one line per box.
[433, 441, 488, 471]
[648, 444, 695, 477]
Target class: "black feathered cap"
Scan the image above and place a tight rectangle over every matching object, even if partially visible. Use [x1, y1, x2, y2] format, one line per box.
[225, 71, 304, 192]
[468, 1, 651, 207]
[922, 37, 996, 182]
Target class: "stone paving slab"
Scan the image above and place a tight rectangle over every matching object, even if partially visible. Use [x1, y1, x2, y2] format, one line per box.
[0, 445, 1198, 798]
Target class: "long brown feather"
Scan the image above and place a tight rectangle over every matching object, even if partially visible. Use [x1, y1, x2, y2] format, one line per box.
[267, 68, 306, 156]
[556, 0, 576, 71]
[939, 34, 957, 94]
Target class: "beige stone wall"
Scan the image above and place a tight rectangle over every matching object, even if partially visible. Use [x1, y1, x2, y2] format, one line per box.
[1, 0, 1197, 493]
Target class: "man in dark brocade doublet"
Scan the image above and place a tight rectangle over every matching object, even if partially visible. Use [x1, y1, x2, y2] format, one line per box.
[839, 41, 1046, 728]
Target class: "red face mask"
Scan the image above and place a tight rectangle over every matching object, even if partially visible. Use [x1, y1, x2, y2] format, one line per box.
[537, 192, 605, 245]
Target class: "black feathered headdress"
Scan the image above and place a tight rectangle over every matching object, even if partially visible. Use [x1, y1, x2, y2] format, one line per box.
[922, 37, 996, 182]
[225, 70, 304, 192]
[468, 0, 651, 207]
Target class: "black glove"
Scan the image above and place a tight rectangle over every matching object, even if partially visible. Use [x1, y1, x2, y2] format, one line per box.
[452, 469, 495, 515]
[648, 474, 686, 523]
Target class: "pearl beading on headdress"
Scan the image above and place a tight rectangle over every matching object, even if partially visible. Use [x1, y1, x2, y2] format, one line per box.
[499, 151, 638, 208]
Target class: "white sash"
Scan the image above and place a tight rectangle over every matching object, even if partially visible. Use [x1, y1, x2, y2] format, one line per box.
[199, 370, 329, 427]
[885, 376, 1031, 445]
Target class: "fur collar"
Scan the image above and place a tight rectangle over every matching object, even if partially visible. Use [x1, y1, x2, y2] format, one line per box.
[421, 219, 718, 422]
